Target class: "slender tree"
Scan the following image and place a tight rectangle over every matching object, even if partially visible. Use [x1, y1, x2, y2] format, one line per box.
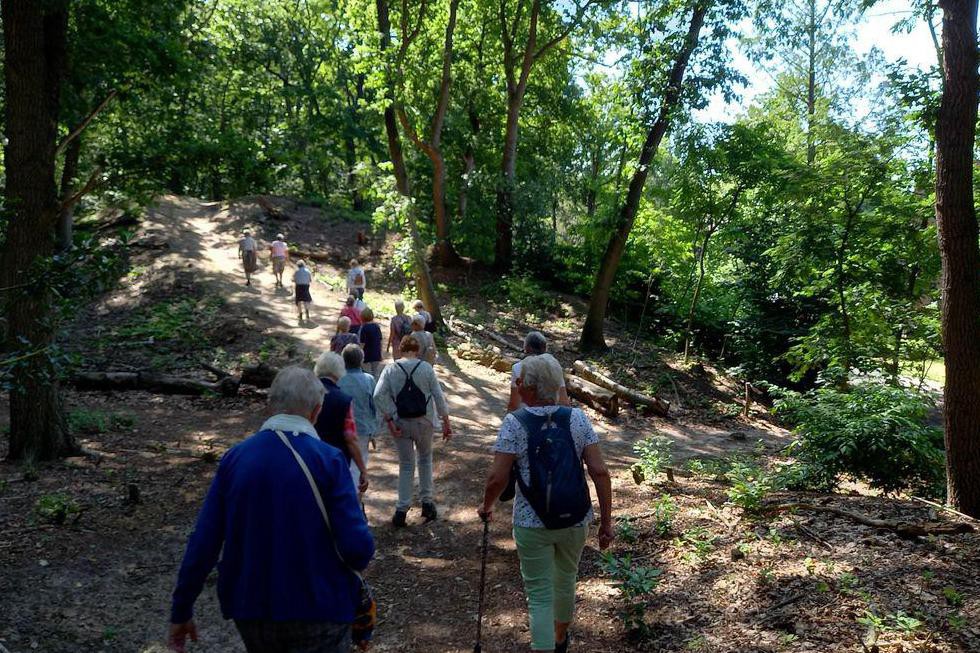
[579, 2, 709, 351]
[1, 0, 79, 460]
[935, 0, 980, 517]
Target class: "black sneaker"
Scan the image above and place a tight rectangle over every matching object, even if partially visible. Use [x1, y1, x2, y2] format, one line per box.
[421, 502, 438, 522]
[555, 633, 571, 653]
[392, 510, 407, 528]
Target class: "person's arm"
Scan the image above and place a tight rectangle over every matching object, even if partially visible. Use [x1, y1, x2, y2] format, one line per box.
[373, 367, 401, 437]
[169, 460, 228, 642]
[507, 383, 521, 412]
[583, 443, 614, 550]
[343, 405, 369, 493]
[478, 452, 517, 522]
[427, 367, 452, 440]
[321, 450, 375, 571]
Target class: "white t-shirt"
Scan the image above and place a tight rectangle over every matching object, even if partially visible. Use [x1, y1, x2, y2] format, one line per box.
[270, 240, 288, 257]
[493, 406, 598, 528]
[239, 236, 257, 252]
[347, 267, 367, 289]
[294, 267, 312, 285]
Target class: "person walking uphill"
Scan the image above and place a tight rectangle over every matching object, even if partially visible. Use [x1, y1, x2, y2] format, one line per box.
[347, 259, 367, 300]
[314, 352, 370, 495]
[168, 366, 375, 653]
[508, 331, 570, 411]
[338, 344, 378, 491]
[294, 260, 313, 322]
[238, 230, 258, 286]
[388, 300, 412, 360]
[478, 354, 614, 653]
[374, 336, 452, 527]
[356, 307, 384, 379]
[269, 233, 289, 288]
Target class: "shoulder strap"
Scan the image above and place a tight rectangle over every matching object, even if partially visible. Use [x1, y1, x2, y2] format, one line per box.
[274, 430, 361, 579]
[408, 360, 422, 380]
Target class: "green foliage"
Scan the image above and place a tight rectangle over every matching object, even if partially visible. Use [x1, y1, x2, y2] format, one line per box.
[676, 526, 716, 562]
[652, 494, 678, 536]
[774, 383, 945, 495]
[117, 297, 224, 346]
[600, 552, 662, 636]
[616, 517, 639, 544]
[724, 460, 776, 514]
[632, 436, 674, 483]
[68, 409, 134, 435]
[35, 493, 81, 525]
[490, 275, 561, 315]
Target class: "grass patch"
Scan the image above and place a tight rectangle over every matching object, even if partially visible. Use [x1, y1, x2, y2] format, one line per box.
[68, 409, 135, 434]
[115, 297, 224, 346]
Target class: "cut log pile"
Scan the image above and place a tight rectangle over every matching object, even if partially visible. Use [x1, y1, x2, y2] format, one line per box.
[73, 371, 240, 397]
[449, 320, 668, 418]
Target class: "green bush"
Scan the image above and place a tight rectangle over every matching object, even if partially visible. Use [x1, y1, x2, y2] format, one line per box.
[725, 460, 776, 513]
[494, 275, 560, 314]
[600, 552, 662, 636]
[652, 494, 678, 536]
[68, 409, 134, 435]
[35, 493, 80, 525]
[632, 436, 674, 484]
[773, 383, 944, 495]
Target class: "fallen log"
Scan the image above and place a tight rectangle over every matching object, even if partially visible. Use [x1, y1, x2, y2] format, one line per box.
[564, 373, 619, 417]
[453, 318, 523, 352]
[74, 371, 239, 397]
[453, 342, 516, 374]
[241, 362, 279, 388]
[766, 502, 975, 538]
[571, 360, 670, 416]
[256, 195, 289, 221]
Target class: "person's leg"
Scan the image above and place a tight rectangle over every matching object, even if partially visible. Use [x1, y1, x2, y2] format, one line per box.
[552, 525, 588, 646]
[263, 620, 352, 653]
[514, 527, 558, 652]
[393, 426, 416, 512]
[235, 620, 284, 653]
[304, 301, 311, 320]
[412, 418, 435, 507]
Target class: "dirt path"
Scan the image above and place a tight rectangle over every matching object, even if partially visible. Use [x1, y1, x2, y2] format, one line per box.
[0, 196, 795, 653]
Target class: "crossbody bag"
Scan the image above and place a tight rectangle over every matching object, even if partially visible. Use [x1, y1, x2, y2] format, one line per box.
[274, 430, 377, 644]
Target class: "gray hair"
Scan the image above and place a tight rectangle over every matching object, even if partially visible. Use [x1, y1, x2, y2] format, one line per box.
[394, 299, 405, 314]
[314, 351, 346, 381]
[342, 343, 364, 369]
[337, 316, 351, 333]
[411, 314, 426, 328]
[524, 331, 548, 355]
[520, 354, 563, 403]
[413, 299, 425, 311]
[268, 366, 325, 416]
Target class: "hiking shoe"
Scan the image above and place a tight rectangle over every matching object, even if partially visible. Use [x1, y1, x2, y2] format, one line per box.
[555, 633, 571, 653]
[392, 510, 407, 528]
[421, 502, 438, 522]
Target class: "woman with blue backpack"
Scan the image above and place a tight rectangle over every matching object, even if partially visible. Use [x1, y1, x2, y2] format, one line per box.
[478, 353, 613, 653]
[374, 335, 453, 528]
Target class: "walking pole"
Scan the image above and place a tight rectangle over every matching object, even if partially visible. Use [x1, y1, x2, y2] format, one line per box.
[474, 517, 490, 653]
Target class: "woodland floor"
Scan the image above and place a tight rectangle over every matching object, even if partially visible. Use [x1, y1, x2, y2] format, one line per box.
[1, 196, 978, 653]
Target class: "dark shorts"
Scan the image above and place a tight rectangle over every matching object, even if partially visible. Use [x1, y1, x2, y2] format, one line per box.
[295, 284, 313, 304]
[235, 620, 351, 653]
[243, 250, 258, 274]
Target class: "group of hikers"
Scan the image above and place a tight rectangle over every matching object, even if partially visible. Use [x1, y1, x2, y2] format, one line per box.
[169, 233, 615, 652]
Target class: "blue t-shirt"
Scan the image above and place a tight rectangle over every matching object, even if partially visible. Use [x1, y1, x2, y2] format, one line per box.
[356, 322, 383, 363]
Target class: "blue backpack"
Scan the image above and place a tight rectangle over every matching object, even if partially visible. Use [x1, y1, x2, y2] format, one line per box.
[513, 407, 591, 529]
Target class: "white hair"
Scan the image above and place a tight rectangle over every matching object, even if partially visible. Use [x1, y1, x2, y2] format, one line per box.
[337, 316, 351, 332]
[276, 233, 284, 239]
[314, 351, 346, 381]
[297, 259, 306, 268]
[394, 299, 405, 314]
[411, 314, 426, 328]
[524, 331, 548, 355]
[268, 366, 325, 416]
[520, 354, 563, 403]
[413, 299, 425, 311]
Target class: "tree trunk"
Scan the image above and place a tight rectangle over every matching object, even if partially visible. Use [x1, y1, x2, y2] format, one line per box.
[56, 134, 81, 251]
[495, 87, 524, 269]
[805, 0, 817, 165]
[936, 0, 980, 517]
[684, 228, 713, 362]
[376, 0, 409, 195]
[1, 0, 78, 461]
[579, 3, 708, 351]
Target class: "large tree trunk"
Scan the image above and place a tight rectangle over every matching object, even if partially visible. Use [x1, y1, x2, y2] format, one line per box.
[495, 92, 522, 269]
[56, 134, 81, 251]
[579, 3, 708, 351]
[1, 0, 78, 461]
[936, 0, 980, 517]
[376, 0, 410, 196]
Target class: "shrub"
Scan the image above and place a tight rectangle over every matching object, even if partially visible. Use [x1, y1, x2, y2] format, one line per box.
[632, 436, 674, 484]
[68, 409, 134, 435]
[600, 552, 662, 636]
[774, 383, 944, 495]
[35, 493, 80, 525]
[652, 494, 678, 536]
[725, 460, 776, 513]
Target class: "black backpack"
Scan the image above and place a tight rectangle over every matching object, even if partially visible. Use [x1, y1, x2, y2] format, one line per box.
[393, 361, 429, 419]
[512, 407, 591, 529]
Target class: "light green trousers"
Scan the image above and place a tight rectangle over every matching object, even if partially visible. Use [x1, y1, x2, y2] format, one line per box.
[513, 525, 588, 651]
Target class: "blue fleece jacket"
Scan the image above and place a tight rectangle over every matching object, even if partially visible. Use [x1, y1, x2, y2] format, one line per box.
[170, 429, 375, 624]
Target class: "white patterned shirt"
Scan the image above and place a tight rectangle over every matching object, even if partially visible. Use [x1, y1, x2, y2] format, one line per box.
[493, 406, 598, 528]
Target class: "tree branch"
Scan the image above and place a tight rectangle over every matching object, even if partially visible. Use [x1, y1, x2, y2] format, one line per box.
[533, 0, 597, 61]
[60, 167, 104, 212]
[55, 89, 118, 158]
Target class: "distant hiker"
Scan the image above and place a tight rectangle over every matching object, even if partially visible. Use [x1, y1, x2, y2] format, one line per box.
[293, 260, 313, 322]
[373, 335, 452, 527]
[413, 299, 435, 332]
[507, 331, 570, 412]
[478, 354, 614, 653]
[330, 316, 360, 354]
[270, 233, 289, 288]
[388, 300, 413, 360]
[410, 314, 437, 365]
[341, 295, 363, 327]
[347, 258, 367, 300]
[314, 352, 369, 494]
[238, 230, 258, 286]
[356, 307, 384, 379]
[168, 366, 374, 653]
[338, 344, 378, 490]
